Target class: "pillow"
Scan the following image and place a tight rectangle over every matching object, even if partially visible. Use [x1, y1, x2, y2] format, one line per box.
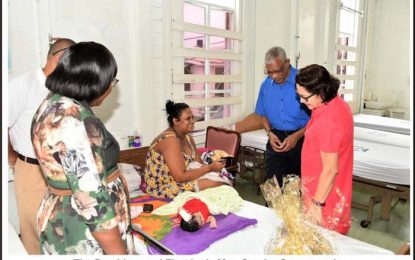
[118, 163, 147, 198]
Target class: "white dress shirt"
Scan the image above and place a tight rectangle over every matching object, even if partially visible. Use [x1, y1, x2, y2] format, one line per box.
[8, 68, 50, 158]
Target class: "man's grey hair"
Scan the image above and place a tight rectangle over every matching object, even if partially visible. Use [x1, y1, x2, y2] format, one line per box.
[264, 46, 287, 64]
[47, 38, 76, 59]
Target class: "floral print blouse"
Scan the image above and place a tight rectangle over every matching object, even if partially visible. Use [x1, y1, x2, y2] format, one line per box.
[144, 131, 198, 198]
[31, 93, 135, 255]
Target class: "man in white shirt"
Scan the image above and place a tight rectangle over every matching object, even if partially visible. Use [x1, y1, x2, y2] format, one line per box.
[8, 38, 76, 254]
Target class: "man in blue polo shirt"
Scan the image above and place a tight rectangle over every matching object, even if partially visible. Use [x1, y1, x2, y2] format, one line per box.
[255, 46, 310, 187]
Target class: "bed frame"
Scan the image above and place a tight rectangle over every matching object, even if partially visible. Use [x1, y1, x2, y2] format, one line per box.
[119, 146, 149, 169]
[352, 175, 410, 227]
[118, 146, 177, 254]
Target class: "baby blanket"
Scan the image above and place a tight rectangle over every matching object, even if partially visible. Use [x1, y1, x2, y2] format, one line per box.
[152, 185, 243, 216]
[147, 213, 257, 254]
[130, 195, 174, 241]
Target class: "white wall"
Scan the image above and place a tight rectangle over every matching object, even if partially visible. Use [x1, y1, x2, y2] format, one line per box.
[48, 0, 148, 143]
[363, 0, 410, 119]
[8, 0, 42, 77]
[7, 0, 291, 144]
[253, 0, 296, 99]
[7, 0, 412, 144]
[297, 0, 337, 70]
[8, 0, 152, 145]
[252, 0, 338, 108]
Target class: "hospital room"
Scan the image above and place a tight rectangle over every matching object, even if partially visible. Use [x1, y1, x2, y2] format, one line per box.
[3, 0, 412, 257]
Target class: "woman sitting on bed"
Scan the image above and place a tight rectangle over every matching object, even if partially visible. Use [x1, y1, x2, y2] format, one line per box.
[144, 100, 226, 198]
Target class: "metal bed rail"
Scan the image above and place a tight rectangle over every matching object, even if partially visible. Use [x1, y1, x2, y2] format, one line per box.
[239, 145, 266, 194]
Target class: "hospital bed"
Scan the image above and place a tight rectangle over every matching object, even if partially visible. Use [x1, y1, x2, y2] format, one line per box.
[353, 127, 410, 227]
[118, 147, 394, 255]
[238, 130, 268, 194]
[240, 128, 410, 228]
[6, 147, 396, 255]
[200, 200, 394, 255]
[354, 113, 410, 135]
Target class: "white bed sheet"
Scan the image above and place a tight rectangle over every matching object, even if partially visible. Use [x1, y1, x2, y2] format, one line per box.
[201, 200, 393, 255]
[354, 126, 410, 148]
[240, 130, 267, 150]
[240, 130, 410, 185]
[354, 139, 410, 185]
[354, 114, 410, 135]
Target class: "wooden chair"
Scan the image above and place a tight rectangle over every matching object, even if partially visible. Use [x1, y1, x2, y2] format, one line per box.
[205, 126, 241, 175]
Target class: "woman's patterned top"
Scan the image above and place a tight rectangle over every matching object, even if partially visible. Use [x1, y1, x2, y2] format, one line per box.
[144, 131, 198, 198]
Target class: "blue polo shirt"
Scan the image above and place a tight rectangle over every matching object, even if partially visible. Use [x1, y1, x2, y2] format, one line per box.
[255, 65, 310, 131]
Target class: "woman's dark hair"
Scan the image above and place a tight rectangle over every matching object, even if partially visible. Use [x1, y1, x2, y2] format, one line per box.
[180, 216, 201, 232]
[295, 64, 340, 103]
[165, 100, 190, 127]
[46, 41, 117, 102]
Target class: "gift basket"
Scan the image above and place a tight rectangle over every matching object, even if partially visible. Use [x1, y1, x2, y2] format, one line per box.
[261, 175, 335, 255]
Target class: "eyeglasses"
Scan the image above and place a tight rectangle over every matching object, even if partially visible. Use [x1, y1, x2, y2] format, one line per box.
[52, 47, 69, 56]
[111, 78, 119, 88]
[298, 92, 315, 102]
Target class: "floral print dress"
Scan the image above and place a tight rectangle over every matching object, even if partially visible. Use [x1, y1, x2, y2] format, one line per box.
[31, 93, 135, 255]
[144, 132, 198, 198]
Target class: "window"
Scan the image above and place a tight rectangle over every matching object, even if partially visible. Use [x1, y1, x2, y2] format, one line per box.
[334, 0, 367, 112]
[170, 0, 242, 145]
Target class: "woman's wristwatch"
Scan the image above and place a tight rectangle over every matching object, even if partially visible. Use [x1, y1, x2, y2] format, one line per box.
[311, 198, 326, 207]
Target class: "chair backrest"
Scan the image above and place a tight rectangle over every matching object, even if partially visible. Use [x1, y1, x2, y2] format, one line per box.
[205, 126, 241, 162]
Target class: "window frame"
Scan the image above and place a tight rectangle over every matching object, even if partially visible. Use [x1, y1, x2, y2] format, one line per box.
[170, 0, 243, 145]
[333, 0, 368, 113]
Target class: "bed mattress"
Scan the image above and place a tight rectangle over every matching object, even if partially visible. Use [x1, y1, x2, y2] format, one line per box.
[241, 129, 410, 185]
[354, 126, 410, 148]
[202, 200, 393, 254]
[354, 139, 410, 185]
[354, 113, 410, 135]
[240, 130, 267, 150]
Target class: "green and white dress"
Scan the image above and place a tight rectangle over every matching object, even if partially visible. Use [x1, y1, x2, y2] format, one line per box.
[31, 93, 135, 255]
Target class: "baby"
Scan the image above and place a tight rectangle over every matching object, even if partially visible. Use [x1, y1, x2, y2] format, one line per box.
[178, 198, 216, 232]
[187, 161, 233, 185]
[187, 149, 235, 185]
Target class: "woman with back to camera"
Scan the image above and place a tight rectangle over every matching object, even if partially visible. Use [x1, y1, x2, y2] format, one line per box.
[144, 100, 226, 199]
[295, 64, 354, 235]
[31, 42, 135, 254]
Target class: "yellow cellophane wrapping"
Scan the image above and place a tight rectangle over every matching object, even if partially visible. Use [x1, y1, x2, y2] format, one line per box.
[261, 175, 335, 255]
